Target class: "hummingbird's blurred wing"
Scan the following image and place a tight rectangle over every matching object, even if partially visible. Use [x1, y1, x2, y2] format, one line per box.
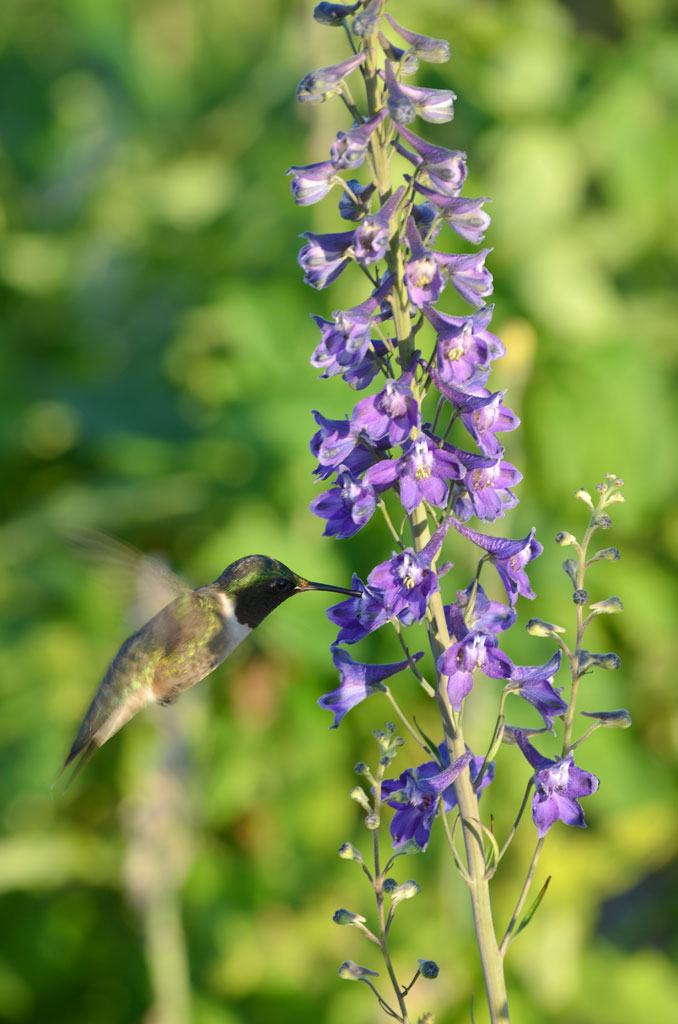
[65, 528, 192, 627]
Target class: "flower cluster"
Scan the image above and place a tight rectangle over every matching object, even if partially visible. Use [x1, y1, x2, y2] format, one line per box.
[288, 4, 627, 1020]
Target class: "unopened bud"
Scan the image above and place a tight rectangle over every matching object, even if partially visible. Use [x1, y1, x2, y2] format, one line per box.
[589, 546, 620, 563]
[365, 812, 380, 830]
[338, 960, 379, 981]
[526, 617, 566, 637]
[391, 879, 420, 904]
[555, 531, 577, 546]
[333, 908, 366, 926]
[350, 786, 372, 812]
[581, 708, 632, 728]
[579, 650, 621, 672]
[418, 1014, 435, 1024]
[594, 514, 612, 530]
[417, 959, 440, 979]
[382, 877, 399, 894]
[338, 842, 364, 862]
[389, 838, 422, 856]
[354, 762, 369, 775]
[313, 2, 359, 27]
[606, 491, 625, 504]
[574, 488, 593, 508]
[562, 559, 578, 585]
[589, 596, 623, 615]
[572, 589, 589, 605]
[605, 473, 624, 487]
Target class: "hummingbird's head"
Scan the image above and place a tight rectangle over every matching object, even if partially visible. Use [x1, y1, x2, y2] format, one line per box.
[216, 555, 360, 628]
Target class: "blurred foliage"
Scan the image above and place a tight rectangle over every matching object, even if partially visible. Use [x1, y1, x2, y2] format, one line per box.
[0, 0, 676, 1022]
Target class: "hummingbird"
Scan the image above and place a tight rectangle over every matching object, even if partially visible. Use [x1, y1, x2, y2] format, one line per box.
[62, 552, 359, 778]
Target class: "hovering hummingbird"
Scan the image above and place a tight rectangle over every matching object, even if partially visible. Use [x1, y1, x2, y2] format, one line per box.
[63, 551, 358, 778]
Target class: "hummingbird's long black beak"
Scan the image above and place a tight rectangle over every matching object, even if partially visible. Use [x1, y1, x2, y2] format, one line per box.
[301, 579, 362, 598]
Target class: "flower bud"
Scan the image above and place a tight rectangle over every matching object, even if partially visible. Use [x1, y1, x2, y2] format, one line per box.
[588, 546, 620, 563]
[572, 589, 589, 605]
[579, 650, 621, 672]
[604, 473, 624, 487]
[526, 617, 566, 637]
[313, 2, 359, 26]
[382, 877, 399, 894]
[555, 531, 577, 546]
[574, 487, 593, 508]
[352, 0, 380, 37]
[390, 879, 420, 904]
[594, 514, 612, 530]
[350, 786, 372, 812]
[354, 761, 369, 775]
[338, 842, 364, 862]
[562, 558, 578, 585]
[338, 960, 379, 981]
[333, 908, 367, 926]
[389, 838, 422, 856]
[339, 180, 375, 221]
[606, 491, 625, 504]
[417, 959, 440, 979]
[581, 708, 632, 728]
[589, 596, 623, 615]
[365, 812, 381, 830]
[418, 1014, 435, 1024]
[384, 14, 451, 63]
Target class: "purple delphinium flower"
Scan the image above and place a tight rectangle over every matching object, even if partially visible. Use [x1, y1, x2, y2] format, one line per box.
[365, 432, 463, 514]
[393, 123, 467, 197]
[352, 366, 420, 445]
[339, 179, 375, 221]
[515, 730, 599, 837]
[438, 605, 513, 710]
[354, 187, 405, 265]
[404, 217, 445, 307]
[434, 248, 494, 307]
[425, 305, 505, 389]
[327, 575, 393, 645]
[310, 284, 390, 376]
[383, 744, 494, 850]
[412, 181, 491, 244]
[310, 411, 358, 478]
[388, 75, 456, 124]
[383, 58, 416, 124]
[448, 518, 543, 606]
[506, 652, 567, 731]
[310, 465, 377, 538]
[429, 374, 519, 457]
[319, 646, 424, 728]
[382, 750, 472, 849]
[331, 109, 387, 170]
[297, 52, 366, 104]
[299, 229, 355, 288]
[286, 160, 338, 206]
[440, 445, 521, 522]
[363, 518, 452, 627]
[454, 581, 517, 635]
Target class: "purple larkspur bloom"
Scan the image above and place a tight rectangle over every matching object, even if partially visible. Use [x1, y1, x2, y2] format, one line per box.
[331, 109, 387, 170]
[412, 181, 491, 244]
[424, 309, 499, 391]
[319, 646, 424, 728]
[364, 518, 452, 627]
[394, 123, 467, 197]
[365, 433, 463, 514]
[286, 160, 337, 206]
[339, 179, 376, 221]
[438, 606, 513, 710]
[310, 284, 389, 375]
[433, 248, 494, 307]
[383, 61, 456, 124]
[354, 187, 405, 265]
[378, 31, 420, 76]
[383, 745, 493, 850]
[310, 410, 377, 480]
[429, 374, 519, 457]
[299, 229, 354, 289]
[383, 59, 416, 124]
[507, 651, 567, 731]
[515, 730, 599, 837]
[310, 465, 377, 538]
[448, 518, 543, 606]
[327, 575, 392, 644]
[297, 52, 366, 104]
[440, 445, 521, 522]
[404, 217, 445, 306]
[454, 581, 516, 634]
[383, 14, 451, 64]
[352, 366, 420, 445]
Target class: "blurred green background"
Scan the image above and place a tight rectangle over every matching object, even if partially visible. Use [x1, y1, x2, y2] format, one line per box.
[1, 0, 676, 1022]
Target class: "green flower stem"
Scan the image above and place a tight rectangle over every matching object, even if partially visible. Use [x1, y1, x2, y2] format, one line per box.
[499, 838, 545, 957]
[383, 687, 431, 752]
[493, 779, 534, 870]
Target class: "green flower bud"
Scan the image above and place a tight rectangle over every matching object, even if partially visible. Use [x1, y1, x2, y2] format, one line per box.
[589, 546, 620, 563]
[581, 708, 632, 728]
[338, 842, 364, 862]
[606, 491, 625, 504]
[365, 812, 380, 830]
[574, 487, 594, 508]
[350, 786, 372, 813]
[572, 588, 589, 605]
[354, 762, 369, 775]
[333, 908, 367, 926]
[338, 960, 379, 981]
[594, 514, 612, 529]
[579, 650, 621, 672]
[526, 617, 566, 637]
[391, 879, 420, 904]
[555, 531, 577, 546]
[382, 877, 399, 894]
[562, 558, 578, 585]
[417, 959, 440, 979]
[589, 596, 623, 615]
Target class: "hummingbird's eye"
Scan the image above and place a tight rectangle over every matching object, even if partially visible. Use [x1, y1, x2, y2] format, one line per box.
[274, 577, 293, 592]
